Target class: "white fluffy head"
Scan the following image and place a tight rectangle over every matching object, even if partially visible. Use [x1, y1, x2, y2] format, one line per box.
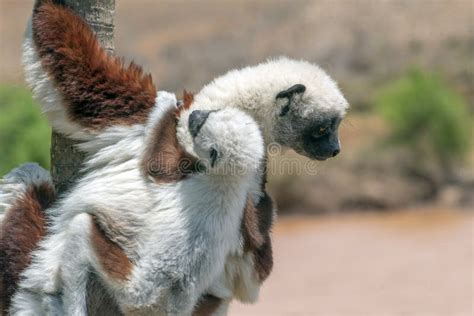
[176, 57, 349, 160]
[189, 108, 264, 176]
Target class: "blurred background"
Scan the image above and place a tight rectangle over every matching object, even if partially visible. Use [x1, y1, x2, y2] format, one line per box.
[0, 0, 472, 315]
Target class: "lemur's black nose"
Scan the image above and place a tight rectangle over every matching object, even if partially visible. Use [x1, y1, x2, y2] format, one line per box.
[189, 110, 211, 137]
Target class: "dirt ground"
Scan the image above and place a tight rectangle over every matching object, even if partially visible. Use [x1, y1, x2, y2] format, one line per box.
[230, 208, 473, 316]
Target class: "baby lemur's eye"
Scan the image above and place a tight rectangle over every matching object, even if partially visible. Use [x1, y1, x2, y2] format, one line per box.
[210, 147, 218, 167]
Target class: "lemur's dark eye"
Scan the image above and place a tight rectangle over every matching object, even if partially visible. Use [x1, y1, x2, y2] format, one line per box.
[210, 147, 218, 167]
[312, 125, 330, 138]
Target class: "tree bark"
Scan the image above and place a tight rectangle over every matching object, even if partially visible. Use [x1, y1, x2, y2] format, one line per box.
[50, 0, 115, 194]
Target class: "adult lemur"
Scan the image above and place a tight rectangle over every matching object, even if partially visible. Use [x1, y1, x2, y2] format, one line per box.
[10, 92, 266, 315]
[0, 0, 348, 315]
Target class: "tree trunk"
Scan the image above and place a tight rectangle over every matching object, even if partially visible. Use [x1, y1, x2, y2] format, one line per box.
[50, 0, 115, 194]
[49, 2, 119, 312]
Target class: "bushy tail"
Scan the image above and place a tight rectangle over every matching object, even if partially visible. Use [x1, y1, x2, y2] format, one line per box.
[0, 163, 54, 219]
[0, 163, 56, 314]
[23, 0, 157, 141]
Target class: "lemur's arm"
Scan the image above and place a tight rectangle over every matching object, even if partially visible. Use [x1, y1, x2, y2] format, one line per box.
[9, 213, 88, 315]
[241, 166, 275, 285]
[24, 0, 157, 140]
[250, 190, 275, 282]
[11, 212, 133, 315]
[193, 191, 275, 315]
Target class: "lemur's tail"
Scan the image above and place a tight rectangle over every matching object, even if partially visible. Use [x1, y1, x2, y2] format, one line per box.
[23, 0, 157, 140]
[0, 163, 56, 314]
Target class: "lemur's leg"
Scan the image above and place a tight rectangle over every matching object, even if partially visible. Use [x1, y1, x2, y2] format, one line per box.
[86, 210, 199, 316]
[25, 0, 157, 140]
[10, 226, 70, 315]
[250, 190, 275, 283]
[60, 213, 96, 316]
[10, 212, 109, 316]
[15, 212, 120, 316]
[211, 300, 231, 316]
[195, 191, 275, 315]
[234, 192, 274, 303]
[7, 291, 60, 316]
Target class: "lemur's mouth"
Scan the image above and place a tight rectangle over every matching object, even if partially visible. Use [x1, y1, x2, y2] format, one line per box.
[314, 156, 328, 161]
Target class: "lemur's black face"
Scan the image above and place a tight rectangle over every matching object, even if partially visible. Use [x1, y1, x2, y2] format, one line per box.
[275, 84, 344, 161]
[301, 117, 341, 161]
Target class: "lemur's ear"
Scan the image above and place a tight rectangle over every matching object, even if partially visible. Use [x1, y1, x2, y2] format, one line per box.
[276, 84, 306, 116]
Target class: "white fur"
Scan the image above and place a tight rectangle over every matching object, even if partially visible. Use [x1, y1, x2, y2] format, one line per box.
[177, 57, 349, 155]
[21, 21, 348, 313]
[77, 91, 176, 169]
[174, 58, 349, 314]
[11, 95, 264, 315]
[174, 59, 349, 313]
[22, 19, 89, 140]
[22, 18, 179, 144]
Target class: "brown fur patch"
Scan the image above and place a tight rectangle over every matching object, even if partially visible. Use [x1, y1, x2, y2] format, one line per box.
[255, 191, 274, 238]
[0, 182, 56, 315]
[252, 191, 274, 282]
[90, 216, 132, 282]
[176, 90, 194, 118]
[241, 190, 274, 283]
[192, 294, 222, 316]
[253, 234, 273, 282]
[142, 106, 202, 183]
[33, 0, 65, 11]
[182, 90, 194, 109]
[241, 196, 265, 252]
[32, 1, 157, 130]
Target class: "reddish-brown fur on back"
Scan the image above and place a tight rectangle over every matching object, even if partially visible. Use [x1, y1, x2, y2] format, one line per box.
[90, 216, 132, 281]
[0, 183, 56, 315]
[32, 1, 157, 130]
[176, 90, 195, 118]
[142, 106, 202, 183]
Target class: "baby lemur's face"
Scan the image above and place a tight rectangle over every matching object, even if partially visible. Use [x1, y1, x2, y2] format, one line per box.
[188, 108, 263, 175]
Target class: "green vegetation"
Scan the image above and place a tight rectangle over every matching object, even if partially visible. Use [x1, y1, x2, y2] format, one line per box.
[375, 69, 471, 172]
[0, 85, 50, 176]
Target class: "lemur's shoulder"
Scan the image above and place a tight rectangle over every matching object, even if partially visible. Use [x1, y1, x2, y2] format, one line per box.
[141, 92, 202, 183]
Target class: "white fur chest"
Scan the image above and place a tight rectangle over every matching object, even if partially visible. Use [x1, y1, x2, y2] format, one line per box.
[119, 174, 249, 309]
